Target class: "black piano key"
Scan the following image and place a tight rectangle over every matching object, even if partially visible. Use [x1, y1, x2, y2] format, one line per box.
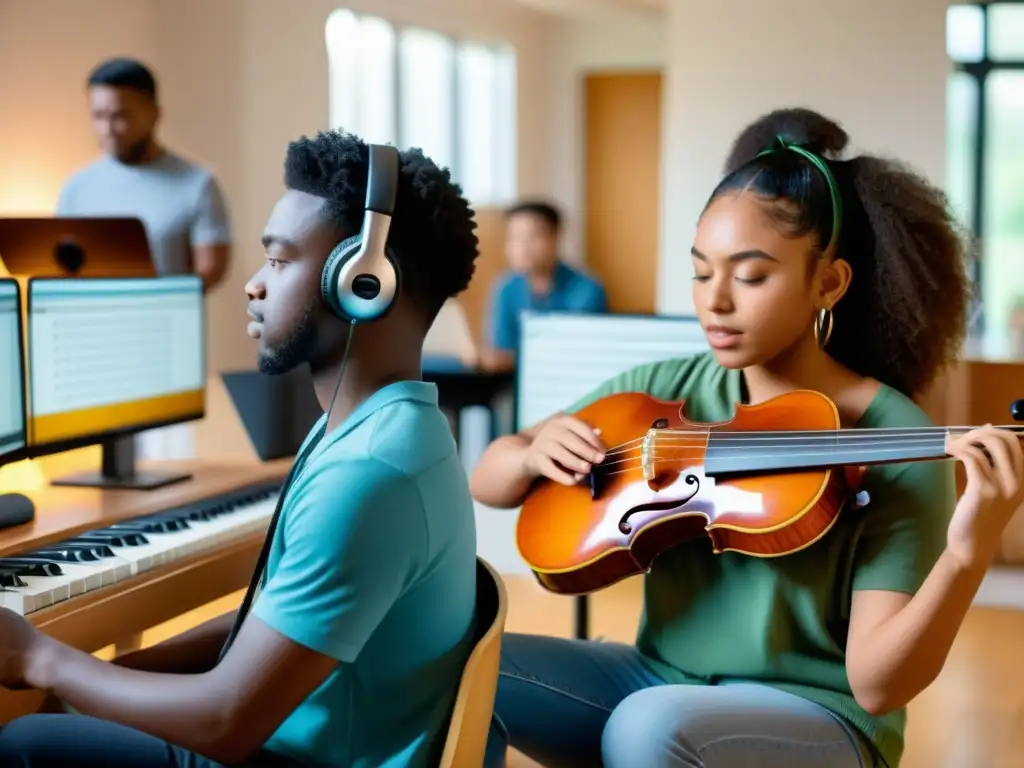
[107, 518, 190, 533]
[148, 508, 210, 523]
[0, 559, 64, 577]
[32, 544, 115, 562]
[0, 568, 29, 588]
[71, 532, 148, 547]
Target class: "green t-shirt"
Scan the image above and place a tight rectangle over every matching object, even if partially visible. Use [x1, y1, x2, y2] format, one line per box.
[566, 352, 955, 768]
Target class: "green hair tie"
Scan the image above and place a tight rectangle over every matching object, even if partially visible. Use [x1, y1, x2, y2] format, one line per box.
[756, 136, 843, 254]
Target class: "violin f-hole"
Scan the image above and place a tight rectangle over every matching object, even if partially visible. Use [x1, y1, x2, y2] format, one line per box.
[618, 473, 702, 534]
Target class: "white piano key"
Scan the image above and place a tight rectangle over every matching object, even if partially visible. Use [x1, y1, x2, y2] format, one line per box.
[0, 557, 131, 615]
[0, 491, 278, 617]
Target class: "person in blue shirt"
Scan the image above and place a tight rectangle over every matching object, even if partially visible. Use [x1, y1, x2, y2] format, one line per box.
[483, 200, 609, 371]
[0, 131, 481, 768]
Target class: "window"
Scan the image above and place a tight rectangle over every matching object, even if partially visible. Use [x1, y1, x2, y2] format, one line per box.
[325, 10, 517, 206]
[947, 3, 1024, 350]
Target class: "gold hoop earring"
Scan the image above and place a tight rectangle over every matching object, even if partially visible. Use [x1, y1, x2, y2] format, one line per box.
[814, 308, 834, 348]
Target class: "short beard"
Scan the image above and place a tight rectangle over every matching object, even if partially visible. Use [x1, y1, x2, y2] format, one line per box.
[258, 304, 318, 376]
[114, 137, 153, 165]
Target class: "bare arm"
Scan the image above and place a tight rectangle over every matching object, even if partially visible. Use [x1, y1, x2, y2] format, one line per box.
[845, 551, 985, 715]
[113, 611, 236, 674]
[469, 415, 605, 508]
[29, 615, 337, 765]
[192, 243, 230, 291]
[469, 430, 537, 508]
[846, 427, 1024, 715]
[479, 347, 516, 374]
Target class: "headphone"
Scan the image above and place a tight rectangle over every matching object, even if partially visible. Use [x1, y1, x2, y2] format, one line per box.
[319, 143, 401, 322]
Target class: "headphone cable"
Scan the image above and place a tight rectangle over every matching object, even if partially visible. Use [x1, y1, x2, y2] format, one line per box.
[217, 319, 357, 660]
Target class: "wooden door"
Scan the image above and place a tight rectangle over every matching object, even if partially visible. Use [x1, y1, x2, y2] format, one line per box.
[584, 72, 662, 314]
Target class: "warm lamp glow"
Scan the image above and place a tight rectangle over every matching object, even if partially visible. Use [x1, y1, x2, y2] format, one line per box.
[0, 459, 46, 493]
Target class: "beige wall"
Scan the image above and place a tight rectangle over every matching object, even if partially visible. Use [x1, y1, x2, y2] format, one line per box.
[544, 8, 666, 262]
[658, 0, 951, 315]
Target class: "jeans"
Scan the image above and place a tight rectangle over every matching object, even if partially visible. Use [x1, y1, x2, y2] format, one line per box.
[0, 713, 299, 767]
[484, 633, 877, 768]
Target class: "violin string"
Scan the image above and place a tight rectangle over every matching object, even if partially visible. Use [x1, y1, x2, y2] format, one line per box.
[592, 445, 953, 477]
[598, 427, 951, 458]
[597, 443, 944, 471]
[597, 425, 1023, 459]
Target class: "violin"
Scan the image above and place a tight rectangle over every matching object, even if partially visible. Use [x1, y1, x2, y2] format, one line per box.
[516, 391, 1024, 596]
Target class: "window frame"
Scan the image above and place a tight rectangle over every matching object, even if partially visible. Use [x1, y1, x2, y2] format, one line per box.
[326, 10, 516, 206]
[950, 1, 1024, 287]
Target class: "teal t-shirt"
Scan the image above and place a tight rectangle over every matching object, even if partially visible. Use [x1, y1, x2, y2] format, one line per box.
[252, 380, 478, 767]
[566, 353, 956, 768]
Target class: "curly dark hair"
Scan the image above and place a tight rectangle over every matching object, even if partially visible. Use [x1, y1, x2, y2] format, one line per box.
[283, 130, 480, 318]
[707, 107, 972, 398]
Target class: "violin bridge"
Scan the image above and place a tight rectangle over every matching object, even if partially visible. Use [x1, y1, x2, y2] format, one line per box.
[641, 429, 656, 481]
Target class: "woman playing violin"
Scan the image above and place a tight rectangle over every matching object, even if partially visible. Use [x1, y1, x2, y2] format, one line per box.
[472, 107, 1024, 768]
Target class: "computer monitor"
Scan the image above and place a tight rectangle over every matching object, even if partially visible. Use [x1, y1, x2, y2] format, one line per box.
[26, 275, 206, 489]
[515, 311, 710, 430]
[0, 278, 27, 465]
[0, 217, 155, 278]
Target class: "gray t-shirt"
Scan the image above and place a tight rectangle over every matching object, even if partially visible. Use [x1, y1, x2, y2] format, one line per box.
[56, 151, 231, 275]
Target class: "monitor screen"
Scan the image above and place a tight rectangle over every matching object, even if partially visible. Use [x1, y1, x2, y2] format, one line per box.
[27, 276, 205, 450]
[515, 311, 710, 430]
[0, 279, 26, 463]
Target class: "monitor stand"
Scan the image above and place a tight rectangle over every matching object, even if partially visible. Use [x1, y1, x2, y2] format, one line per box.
[50, 434, 193, 491]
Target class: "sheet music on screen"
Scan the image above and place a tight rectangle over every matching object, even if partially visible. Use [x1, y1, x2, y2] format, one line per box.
[27, 276, 205, 447]
[515, 311, 710, 430]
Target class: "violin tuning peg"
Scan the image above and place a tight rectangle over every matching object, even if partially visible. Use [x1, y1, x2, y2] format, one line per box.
[1011, 400, 1024, 422]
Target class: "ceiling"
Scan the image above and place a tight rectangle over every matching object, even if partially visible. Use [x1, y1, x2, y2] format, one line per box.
[511, 0, 664, 18]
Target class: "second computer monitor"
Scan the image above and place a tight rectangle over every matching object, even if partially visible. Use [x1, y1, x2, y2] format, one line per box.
[27, 275, 205, 489]
[0, 279, 27, 465]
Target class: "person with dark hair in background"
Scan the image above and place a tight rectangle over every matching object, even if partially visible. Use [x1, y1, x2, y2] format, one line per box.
[0, 131, 481, 768]
[57, 57, 232, 290]
[483, 199, 609, 371]
[473, 108, 1024, 768]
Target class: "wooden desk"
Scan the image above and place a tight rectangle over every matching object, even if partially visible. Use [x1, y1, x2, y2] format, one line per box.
[0, 457, 289, 722]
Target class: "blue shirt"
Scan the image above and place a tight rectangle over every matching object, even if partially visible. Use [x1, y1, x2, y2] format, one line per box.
[488, 261, 609, 352]
[252, 380, 478, 767]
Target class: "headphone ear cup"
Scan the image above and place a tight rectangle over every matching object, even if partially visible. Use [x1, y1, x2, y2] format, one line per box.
[320, 235, 362, 319]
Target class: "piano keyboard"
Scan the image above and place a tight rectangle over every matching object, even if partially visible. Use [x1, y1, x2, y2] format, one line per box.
[0, 480, 281, 616]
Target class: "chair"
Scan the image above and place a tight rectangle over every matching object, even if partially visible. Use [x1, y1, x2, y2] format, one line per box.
[438, 556, 509, 768]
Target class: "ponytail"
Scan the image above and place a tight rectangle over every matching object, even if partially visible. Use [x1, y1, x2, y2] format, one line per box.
[708, 108, 971, 398]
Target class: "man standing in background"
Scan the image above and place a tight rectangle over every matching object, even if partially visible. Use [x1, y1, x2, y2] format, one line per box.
[56, 57, 232, 290]
[57, 57, 231, 461]
[482, 200, 609, 371]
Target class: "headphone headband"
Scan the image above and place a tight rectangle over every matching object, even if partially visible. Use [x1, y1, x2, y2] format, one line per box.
[365, 143, 399, 216]
[319, 143, 402, 322]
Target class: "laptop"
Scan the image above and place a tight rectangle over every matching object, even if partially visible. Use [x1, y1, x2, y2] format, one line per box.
[0, 217, 155, 277]
[221, 366, 323, 461]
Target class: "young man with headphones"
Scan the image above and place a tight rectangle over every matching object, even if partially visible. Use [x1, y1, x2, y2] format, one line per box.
[0, 133, 482, 768]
